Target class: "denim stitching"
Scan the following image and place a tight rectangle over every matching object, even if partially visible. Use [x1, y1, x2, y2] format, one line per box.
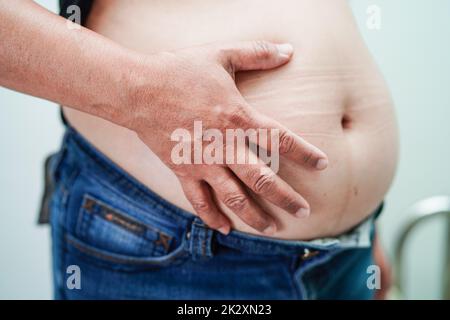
[65, 233, 188, 266]
[81, 194, 160, 235]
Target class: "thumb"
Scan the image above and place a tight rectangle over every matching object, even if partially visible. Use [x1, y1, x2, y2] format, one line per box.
[219, 41, 294, 73]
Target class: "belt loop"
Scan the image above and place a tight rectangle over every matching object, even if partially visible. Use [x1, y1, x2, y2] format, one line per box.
[188, 218, 214, 261]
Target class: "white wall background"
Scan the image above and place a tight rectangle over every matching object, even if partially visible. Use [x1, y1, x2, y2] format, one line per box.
[0, 0, 449, 299]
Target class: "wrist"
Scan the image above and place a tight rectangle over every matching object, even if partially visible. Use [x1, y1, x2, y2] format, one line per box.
[117, 52, 165, 132]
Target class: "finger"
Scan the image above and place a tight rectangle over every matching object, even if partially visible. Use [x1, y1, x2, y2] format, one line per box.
[218, 41, 294, 73]
[228, 148, 311, 218]
[205, 169, 276, 235]
[259, 112, 328, 170]
[180, 178, 231, 235]
[226, 104, 329, 170]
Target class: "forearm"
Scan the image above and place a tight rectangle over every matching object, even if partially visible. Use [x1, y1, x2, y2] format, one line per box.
[0, 0, 143, 126]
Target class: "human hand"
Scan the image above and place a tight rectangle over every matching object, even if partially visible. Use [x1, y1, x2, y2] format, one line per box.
[123, 41, 328, 235]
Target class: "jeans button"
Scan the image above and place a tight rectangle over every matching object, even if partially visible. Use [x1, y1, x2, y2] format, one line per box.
[301, 248, 320, 260]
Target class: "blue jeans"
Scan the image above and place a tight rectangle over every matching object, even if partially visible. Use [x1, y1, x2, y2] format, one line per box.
[46, 126, 381, 300]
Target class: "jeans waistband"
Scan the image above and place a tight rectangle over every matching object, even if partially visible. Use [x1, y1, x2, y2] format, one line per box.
[60, 125, 381, 257]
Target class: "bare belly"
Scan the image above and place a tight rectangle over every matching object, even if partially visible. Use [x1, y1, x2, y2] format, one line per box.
[63, 0, 399, 240]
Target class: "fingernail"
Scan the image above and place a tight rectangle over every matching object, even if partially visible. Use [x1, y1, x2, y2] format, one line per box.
[263, 222, 277, 235]
[315, 158, 328, 170]
[295, 207, 310, 218]
[218, 226, 230, 235]
[277, 43, 294, 58]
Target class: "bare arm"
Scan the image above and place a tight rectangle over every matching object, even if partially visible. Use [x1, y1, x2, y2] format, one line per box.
[0, 0, 329, 235]
[0, 0, 138, 125]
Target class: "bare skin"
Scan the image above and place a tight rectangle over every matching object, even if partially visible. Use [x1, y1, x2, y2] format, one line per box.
[0, 0, 329, 236]
[65, 0, 399, 239]
[0, 0, 398, 241]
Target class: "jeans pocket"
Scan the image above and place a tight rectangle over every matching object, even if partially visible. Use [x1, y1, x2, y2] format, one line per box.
[65, 192, 188, 270]
[65, 232, 188, 270]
